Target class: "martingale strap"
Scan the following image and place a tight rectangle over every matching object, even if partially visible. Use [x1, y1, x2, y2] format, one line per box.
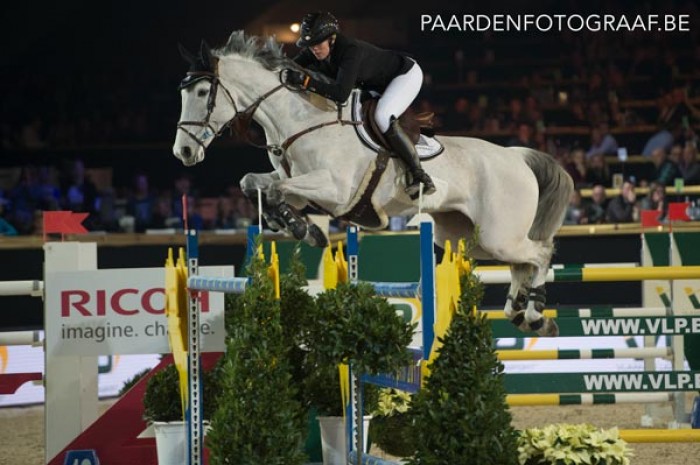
[280, 117, 360, 151]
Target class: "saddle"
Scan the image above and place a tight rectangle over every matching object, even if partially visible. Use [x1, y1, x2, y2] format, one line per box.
[361, 96, 432, 147]
[351, 90, 444, 158]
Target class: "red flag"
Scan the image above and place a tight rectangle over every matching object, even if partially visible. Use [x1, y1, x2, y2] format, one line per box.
[43, 211, 89, 234]
[668, 202, 690, 221]
[640, 210, 661, 227]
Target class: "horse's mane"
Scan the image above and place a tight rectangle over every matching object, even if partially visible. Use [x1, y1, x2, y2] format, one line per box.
[212, 30, 330, 85]
[213, 30, 292, 71]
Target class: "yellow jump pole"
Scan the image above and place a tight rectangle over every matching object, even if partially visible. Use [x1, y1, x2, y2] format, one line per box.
[618, 429, 700, 443]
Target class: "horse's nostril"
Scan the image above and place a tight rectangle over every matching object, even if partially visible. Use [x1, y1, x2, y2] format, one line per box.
[182, 146, 192, 158]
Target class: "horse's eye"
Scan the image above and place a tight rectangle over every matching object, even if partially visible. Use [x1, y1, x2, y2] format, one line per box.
[197, 89, 208, 98]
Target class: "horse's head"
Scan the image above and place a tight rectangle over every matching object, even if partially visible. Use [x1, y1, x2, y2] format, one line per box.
[173, 41, 235, 166]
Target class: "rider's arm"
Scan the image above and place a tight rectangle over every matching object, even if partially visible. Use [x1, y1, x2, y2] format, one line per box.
[293, 50, 315, 68]
[305, 45, 361, 103]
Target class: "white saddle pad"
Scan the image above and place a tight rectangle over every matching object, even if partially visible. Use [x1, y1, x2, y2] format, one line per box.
[350, 90, 444, 159]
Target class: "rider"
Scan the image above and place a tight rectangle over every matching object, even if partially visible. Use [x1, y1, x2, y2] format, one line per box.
[285, 11, 436, 197]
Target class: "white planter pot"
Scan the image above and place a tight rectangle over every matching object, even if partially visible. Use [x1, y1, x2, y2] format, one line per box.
[153, 421, 187, 465]
[317, 415, 371, 465]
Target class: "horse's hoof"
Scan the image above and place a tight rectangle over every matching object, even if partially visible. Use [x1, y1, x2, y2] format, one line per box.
[510, 312, 531, 333]
[289, 222, 308, 241]
[262, 213, 283, 232]
[306, 224, 328, 248]
[535, 319, 559, 337]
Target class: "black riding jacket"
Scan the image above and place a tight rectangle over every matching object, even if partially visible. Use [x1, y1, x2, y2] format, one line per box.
[293, 33, 413, 103]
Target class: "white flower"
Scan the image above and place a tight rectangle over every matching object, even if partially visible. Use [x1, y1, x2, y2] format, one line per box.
[517, 423, 633, 465]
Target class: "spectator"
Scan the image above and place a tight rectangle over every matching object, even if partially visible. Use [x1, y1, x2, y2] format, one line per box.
[171, 173, 193, 221]
[20, 117, 48, 149]
[0, 197, 18, 236]
[8, 166, 42, 233]
[669, 143, 683, 165]
[584, 184, 608, 224]
[585, 153, 611, 186]
[586, 123, 618, 159]
[563, 189, 586, 225]
[606, 179, 638, 223]
[680, 143, 700, 185]
[643, 87, 700, 156]
[233, 196, 256, 228]
[216, 197, 238, 230]
[523, 96, 541, 124]
[36, 166, 61, 211]
[126, 173, 155, 232]
[508, 123, 535, 148]
[502, 98, 523, 131]
[151, 195, 179, 229]
[563, 149, 587, 187]
[443, 97, 470, 131]
[466, 104, 484, 132]
[561, 101, 589, 126]
[61, 159, 98, 221]
[650, 147, 681, 186]
[638, 181, 668, 222]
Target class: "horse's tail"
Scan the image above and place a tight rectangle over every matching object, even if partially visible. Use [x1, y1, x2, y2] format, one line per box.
[522, 149, 574, 241]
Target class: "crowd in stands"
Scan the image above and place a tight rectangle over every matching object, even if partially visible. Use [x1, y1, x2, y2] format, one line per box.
[0, 160, 258, 236]
[2, 6, 700, 235]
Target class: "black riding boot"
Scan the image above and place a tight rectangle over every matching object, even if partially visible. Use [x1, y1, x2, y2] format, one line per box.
[384, 118, 436, 197]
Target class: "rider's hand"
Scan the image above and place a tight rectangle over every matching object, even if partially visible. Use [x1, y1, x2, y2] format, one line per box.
[284, 69, 309, 88]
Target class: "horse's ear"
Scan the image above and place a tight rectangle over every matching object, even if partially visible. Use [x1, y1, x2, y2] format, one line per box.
[200, 40, 215, 67]
[178, 43, 195, 63]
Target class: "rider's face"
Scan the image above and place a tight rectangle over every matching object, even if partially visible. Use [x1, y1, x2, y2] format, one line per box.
[310, 39, 331, 60]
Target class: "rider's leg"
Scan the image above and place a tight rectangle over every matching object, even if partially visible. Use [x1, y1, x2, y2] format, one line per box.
[375, 61, 435, 197]
[384, 118, 435, 197]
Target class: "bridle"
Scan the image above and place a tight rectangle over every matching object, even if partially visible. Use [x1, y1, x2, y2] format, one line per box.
[176, 70, 285, 153]
[176, 67, 360, 158]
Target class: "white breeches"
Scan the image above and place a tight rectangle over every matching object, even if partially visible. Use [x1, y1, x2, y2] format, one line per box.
[374, 61, 423, 133]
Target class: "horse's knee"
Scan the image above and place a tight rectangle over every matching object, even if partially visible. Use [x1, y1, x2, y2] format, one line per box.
[239, 174, 257, 192]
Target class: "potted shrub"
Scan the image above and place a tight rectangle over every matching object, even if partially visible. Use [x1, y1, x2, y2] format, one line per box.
[517, 424, 633, 465]
[142, 361, 221, 465]
[306, 282, 414, 465]
[278, 246, 323, 463]
[407, 248, 520, 465]
[207, 250, 307, 465]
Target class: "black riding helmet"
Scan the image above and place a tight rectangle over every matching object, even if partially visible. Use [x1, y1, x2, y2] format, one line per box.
[296, 12, 339, 47]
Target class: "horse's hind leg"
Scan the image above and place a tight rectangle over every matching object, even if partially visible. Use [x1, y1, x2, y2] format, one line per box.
[504, 263, 534, 331]
[484, 236, 558, 337]
[524, 254, 559, 337]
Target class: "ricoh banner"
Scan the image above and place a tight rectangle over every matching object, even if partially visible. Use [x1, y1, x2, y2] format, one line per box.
[45, 267, 230, 356]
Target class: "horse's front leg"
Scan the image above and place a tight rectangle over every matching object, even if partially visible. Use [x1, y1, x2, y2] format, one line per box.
[266, 169, 344, 248]
[240, 171, 287, 230]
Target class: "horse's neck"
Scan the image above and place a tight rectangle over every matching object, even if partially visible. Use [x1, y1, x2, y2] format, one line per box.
[219, 58, 333, 146]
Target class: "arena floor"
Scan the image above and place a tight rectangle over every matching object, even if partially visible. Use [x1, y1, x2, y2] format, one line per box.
[1, 398, 698, 465]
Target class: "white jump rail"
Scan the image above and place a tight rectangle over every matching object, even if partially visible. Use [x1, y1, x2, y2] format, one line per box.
[0, 280, 44, 297]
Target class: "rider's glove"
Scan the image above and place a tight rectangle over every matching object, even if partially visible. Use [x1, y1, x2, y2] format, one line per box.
[284, 69, 310, 88]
